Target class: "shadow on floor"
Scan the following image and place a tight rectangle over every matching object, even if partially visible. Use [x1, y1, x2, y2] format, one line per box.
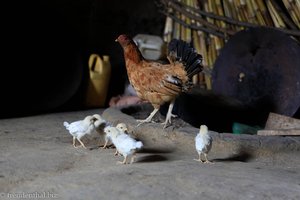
[137, 155, 169, 163]
[213, 151, 254, 163]
[139, 147, 174, 154]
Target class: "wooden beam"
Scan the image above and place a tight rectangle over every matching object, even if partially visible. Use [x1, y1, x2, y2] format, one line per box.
[265, 112, 300, 130]
[258, 112, 300, 136]
[257, 129, 300, 136]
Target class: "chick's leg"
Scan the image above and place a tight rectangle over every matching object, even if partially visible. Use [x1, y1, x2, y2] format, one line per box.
[72, 136, 77, 148]
[137, 108, 159, 126]
[102, 138, 109, 149]
[114, 149, 120, 156]
[193, 152, 203, 162]
[204, 153, 213, 164]
[77, 138, 87, 149]
[130, 153, 137, 164]
[118, 155, 128, 165]
[162, 100, 177, 129]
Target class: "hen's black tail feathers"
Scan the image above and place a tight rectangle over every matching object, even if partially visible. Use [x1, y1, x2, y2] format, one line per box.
[168, 39, 203, 79]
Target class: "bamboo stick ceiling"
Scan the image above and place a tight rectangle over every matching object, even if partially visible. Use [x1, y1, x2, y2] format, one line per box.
[157, 0, 300, 89]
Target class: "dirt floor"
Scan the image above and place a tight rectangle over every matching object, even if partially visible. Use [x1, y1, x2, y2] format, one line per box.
[0, 107, 300, 200]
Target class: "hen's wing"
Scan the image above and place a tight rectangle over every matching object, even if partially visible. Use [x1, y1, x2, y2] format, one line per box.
[128, 61, 188, 105]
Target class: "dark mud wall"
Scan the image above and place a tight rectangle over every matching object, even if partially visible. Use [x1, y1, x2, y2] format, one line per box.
[1, 0, 165, 118]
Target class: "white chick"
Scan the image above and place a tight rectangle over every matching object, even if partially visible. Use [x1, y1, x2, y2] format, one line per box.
[92, 114, 110, 148]
[114, 123, 129, 156]
[101, 122, 129, 155]
[116, 122, 129, 133]
[194, 125, 213, 163]
[63, 115, 97, 149]
[93, 114, 104, 122]
[104, 126, 143, 164]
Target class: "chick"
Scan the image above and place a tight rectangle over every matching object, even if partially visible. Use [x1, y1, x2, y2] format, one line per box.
[114, 123, 129, 156]
[93, 114, 104, 122]
[194, 125, 213, 163]
[102, 122, 129, 155]
[116, 123, 129, 133]
[92, 114, 110, 148]
[63, 115, 97, 149]
[104, 126, 143, 164]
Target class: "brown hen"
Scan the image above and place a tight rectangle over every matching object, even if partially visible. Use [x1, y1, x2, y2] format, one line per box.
[115, 34, 203, 128]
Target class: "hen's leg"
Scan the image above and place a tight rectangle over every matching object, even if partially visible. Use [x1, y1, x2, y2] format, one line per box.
[167, 55, 174, 64]
[162, 100, 177, 128]
[137, 108, 159, 126]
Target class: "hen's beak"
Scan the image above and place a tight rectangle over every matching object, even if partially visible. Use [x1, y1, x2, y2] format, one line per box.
[115, 38, 118, 42]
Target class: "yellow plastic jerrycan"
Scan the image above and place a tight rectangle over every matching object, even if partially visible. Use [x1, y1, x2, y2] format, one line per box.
[85, 54, 111, 107]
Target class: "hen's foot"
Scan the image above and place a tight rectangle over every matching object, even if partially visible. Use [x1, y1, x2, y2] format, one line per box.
[136, 119, 152, 127]
[161, 113, 177, 128]
[136, 108, 159, 127]
[162, 100, 176, 129]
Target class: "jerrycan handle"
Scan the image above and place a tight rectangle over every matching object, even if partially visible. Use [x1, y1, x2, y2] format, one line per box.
[88, 54, 103, 74]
